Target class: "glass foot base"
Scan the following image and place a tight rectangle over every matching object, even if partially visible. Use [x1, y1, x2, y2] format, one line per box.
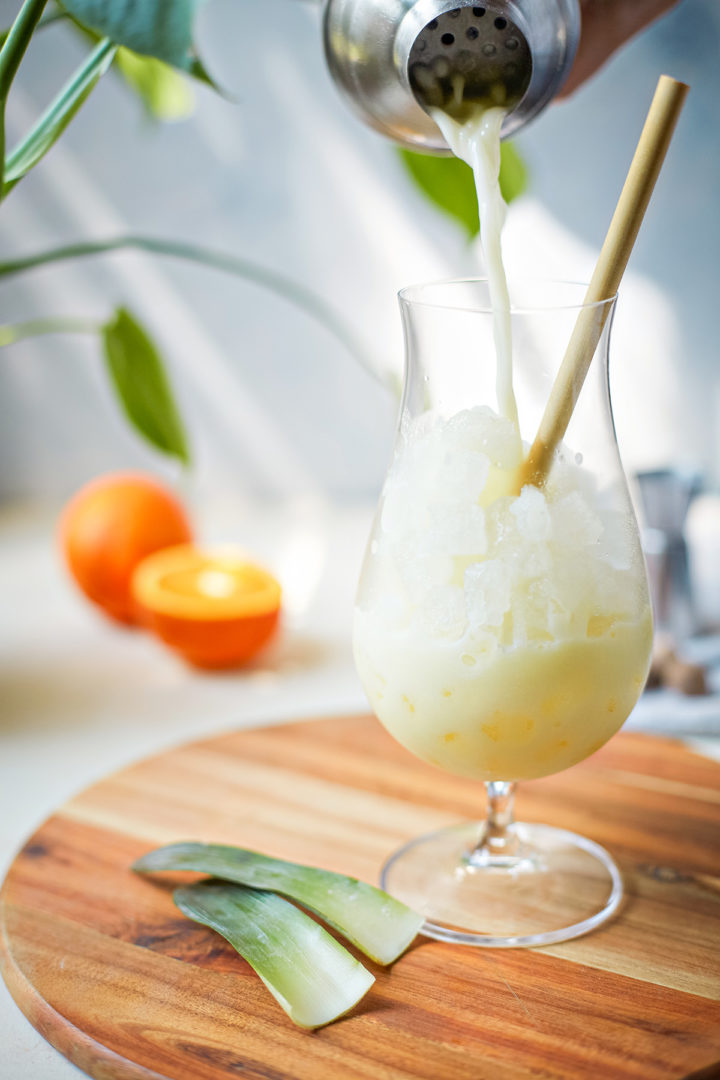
[380, 822, 623, 948]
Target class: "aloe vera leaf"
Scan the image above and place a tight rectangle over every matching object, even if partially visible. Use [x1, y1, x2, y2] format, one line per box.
[173, 883, 374, 1029]
[134, 843, 424, 965]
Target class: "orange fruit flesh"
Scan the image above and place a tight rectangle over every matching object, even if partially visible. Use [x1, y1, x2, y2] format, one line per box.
[132, 545, 282, 668]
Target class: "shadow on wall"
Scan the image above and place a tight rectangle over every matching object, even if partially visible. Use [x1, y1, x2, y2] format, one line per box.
[0, 0, 716, 502]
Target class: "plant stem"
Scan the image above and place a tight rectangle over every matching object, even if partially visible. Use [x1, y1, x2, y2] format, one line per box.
[0, 0, 48, 190]
[2, 36, 116, 197]
[0, 315, 100, 346]
[0, 236, 377, 380]
[0, 0, 48, 102]
[0, 9, 68, 46]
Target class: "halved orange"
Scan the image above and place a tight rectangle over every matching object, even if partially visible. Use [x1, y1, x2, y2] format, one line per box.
[132, 544, 282, 669]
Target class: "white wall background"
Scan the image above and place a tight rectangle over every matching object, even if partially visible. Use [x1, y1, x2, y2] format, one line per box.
[0, 0, 717, 508]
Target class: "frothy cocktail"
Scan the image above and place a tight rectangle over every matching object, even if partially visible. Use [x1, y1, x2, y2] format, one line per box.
[354, 405, 652, 781]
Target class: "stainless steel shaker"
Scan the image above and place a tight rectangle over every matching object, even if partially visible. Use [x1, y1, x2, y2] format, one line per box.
[323, 0, 581, 151]
[635, 468, 702, 641]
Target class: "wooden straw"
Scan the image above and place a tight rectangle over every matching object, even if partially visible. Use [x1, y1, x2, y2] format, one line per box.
[517, 74, 689, 491]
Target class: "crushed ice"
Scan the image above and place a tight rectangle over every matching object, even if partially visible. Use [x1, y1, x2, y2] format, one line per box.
[372, 407, 644, 648]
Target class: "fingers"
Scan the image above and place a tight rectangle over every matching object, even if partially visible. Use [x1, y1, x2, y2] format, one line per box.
[557, 0, 682, 98]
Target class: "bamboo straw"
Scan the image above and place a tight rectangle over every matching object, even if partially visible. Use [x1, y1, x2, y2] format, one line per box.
[517, 74, 689, 491]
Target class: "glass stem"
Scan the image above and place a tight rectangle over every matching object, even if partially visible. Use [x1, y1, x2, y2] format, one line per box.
[468, 781, 520, 865]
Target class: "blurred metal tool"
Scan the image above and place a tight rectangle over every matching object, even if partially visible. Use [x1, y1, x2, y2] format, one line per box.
[635, 468, 702, 641]
[323, 0, 580, 151]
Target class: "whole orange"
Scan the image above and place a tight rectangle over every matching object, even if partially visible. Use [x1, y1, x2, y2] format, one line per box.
[59, 472, 193, 625]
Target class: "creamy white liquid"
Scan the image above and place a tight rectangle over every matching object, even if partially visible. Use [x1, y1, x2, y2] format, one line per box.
[431, 105, 518, 428]
[353, 409, 652, 782]
[352, 103, 652, 783]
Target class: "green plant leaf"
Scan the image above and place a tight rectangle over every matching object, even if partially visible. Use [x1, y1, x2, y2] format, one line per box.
[133, 842, 424, 965]
[3, 38, 116, 193]
[174, 883, 374, 1030]
[115, 49, 194, 120]
[498, 141, 529, 205]
[399, 149, 480, 239]
[102, 307, 191, 465]
[60, 0, 213, 79]
[399, 141, 529, 240]
[64, 14, 205, 120]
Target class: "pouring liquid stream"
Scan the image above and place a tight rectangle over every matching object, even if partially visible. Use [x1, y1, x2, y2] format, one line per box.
[430, 103, 519, 436]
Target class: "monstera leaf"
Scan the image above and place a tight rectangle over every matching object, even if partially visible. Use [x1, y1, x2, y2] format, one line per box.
[115, 50, 194, 120]
[60, 0, 215, 82]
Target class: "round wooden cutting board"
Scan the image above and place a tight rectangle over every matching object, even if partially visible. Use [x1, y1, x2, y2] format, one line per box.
[1, 715, 719, 1080]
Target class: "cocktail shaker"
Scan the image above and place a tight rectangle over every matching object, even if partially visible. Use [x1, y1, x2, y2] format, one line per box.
[323, 0, 580, 151]
[635, 468, 702, 640]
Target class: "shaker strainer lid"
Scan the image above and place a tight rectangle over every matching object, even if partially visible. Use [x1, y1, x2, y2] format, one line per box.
[323, 0, 580, 151]
[408, 5, 532, 117]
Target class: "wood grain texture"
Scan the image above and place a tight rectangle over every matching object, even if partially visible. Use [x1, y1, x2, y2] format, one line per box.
[1, 715, 719, 1080]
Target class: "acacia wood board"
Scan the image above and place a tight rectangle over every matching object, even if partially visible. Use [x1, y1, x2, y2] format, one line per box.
[1, 715, 720, 1080]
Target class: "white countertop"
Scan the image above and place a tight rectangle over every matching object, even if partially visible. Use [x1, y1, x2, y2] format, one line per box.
[1, 500, 718, 1080]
